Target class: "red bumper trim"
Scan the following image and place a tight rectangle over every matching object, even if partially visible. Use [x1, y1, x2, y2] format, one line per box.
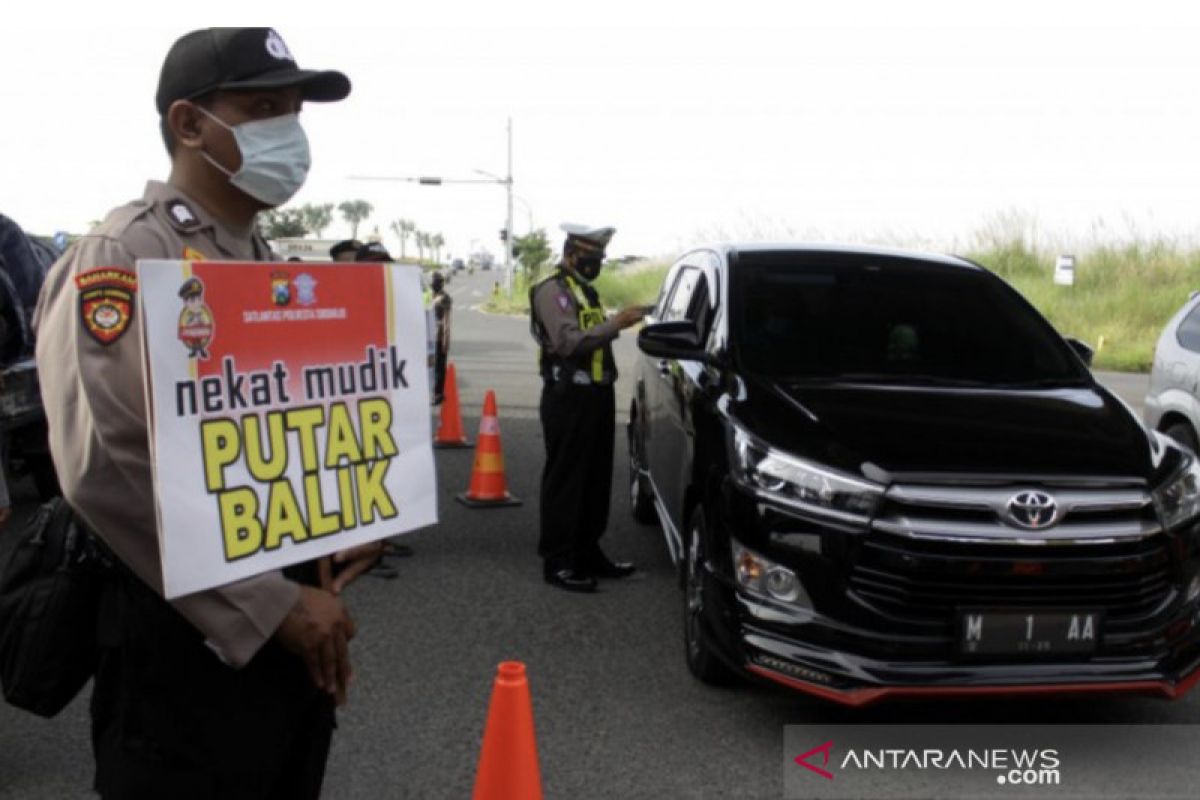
[746, 662, 1200, 708]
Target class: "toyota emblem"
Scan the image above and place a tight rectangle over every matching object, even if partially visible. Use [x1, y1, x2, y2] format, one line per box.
[1006, 491, 1060, 530]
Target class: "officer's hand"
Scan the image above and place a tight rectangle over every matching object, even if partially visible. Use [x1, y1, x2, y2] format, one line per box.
[614, 305, 648, 329]
[275, 586, 356, 706]
[330, 541, 386, 594]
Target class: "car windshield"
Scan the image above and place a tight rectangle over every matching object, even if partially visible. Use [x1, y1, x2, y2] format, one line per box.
[731, 251, 1089, 386]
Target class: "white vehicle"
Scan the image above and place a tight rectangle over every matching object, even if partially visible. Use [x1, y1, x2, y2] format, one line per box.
[1145, 291, 1200, 451]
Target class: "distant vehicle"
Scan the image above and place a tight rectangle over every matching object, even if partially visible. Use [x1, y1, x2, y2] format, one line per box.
[451, 258, 465, 272]
[631, 242, 1200, 706]
[1145, 292, 1200, 451]
[467, 252, 494, 271]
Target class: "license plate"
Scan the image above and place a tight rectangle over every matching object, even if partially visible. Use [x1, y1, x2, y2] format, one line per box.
[958, 610, 1101, 656]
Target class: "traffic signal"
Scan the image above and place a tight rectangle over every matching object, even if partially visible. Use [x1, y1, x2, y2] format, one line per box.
[499, 228, 508, 242]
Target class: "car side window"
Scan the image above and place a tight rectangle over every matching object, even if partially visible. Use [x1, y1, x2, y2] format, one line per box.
[1177, 303, 1200, 353]
[664, 267, 701, 323]
[685, 274, 710, 329]
[653, 264, 682, 319]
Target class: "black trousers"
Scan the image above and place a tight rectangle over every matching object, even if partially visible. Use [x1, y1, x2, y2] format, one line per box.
[91, 572, 334, 800]
[433, 344, 448, 398]
[538, 381, 616, 573]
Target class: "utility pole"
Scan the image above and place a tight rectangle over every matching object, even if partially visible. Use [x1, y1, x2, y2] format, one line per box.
[348, 118, 517, 294]
[504, 117, 514, 294]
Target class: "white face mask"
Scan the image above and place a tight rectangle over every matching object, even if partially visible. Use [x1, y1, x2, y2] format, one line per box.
[198, 107, 311, 207]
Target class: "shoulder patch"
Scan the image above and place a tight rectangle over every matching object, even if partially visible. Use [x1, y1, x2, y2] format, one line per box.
[556, 291, 572, 312]
[167, 200, 202, 231]
[76, 267, 136, 345]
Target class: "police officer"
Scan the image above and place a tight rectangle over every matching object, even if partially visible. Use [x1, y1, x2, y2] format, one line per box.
[429, 270, 452, 404]
[33, 28, 377, 798]
[530, 224, 646, 592]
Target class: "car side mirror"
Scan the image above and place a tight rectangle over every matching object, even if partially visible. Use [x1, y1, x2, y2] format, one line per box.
[1065, 337, 1094, 367]
[638, 320, 714, 364]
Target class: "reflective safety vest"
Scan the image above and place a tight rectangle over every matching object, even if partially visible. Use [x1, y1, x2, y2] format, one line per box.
[530, 269, 610, 384]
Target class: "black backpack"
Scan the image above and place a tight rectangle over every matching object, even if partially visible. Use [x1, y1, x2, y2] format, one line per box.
[0, 498, 111, 717]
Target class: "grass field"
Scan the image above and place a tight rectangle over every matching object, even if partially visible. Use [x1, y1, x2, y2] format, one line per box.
[486, 240, 1198, 372]
[482, 263, 671, 316]
[969, 239, 1193, 371]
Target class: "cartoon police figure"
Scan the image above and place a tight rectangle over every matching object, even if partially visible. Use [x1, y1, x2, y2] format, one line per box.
[271, 270, 292, 305]
[177, 276, 214, 359]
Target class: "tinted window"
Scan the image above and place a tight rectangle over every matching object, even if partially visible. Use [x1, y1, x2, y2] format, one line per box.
[664, 267, 702, 323]
[1176, 304, 1200, 353]
[731, 252, 1088, 386]
[652, 264, 681, 318]
[685, 275, 710, 327]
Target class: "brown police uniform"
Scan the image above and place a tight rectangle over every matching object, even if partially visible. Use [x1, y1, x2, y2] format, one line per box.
[530, 256, 622, 580]
[35, 180, 296, 662]
[531, 277, 620, 376]
[34, 181, 333, 798]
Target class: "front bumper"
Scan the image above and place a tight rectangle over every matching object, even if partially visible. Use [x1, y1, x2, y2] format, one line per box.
[740, 622, 1200, 707]
[702, 482, 1200, 707]
[702, 576, 1200, 706]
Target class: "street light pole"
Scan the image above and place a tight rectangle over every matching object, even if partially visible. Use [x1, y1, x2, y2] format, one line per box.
[505, 117, 514, 294]
[348, 118, 518, 294]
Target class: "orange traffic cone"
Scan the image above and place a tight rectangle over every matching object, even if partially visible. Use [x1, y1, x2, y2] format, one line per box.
[473, 662, 543, 800]
[434, 362, 472, 449]
[456, 390, 522, 507]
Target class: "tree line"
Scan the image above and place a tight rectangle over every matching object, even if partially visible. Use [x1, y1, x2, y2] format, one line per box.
[258, 201, 446, 263]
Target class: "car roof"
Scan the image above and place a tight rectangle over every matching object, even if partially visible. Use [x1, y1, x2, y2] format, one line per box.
[696, 241, 983, 272]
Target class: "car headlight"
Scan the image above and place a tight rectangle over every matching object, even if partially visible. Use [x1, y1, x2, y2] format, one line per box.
[1153, 442, 1200, 529]
[731, 426, 883, 522]
[731, 539, 809, 605]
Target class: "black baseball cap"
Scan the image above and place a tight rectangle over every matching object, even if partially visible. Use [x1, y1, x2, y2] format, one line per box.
[156, 28, 351, 115]
[355, 242, 393, 262]
[329, 239, 362, 259]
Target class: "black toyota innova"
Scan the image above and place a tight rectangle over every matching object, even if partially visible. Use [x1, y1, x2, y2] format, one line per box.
[629, 244, 1200, 706]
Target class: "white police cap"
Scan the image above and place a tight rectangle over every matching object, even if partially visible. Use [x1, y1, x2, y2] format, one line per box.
[560, 223, 615, 253]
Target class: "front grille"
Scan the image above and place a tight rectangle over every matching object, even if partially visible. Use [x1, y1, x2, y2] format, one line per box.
[875, 483, 1161, 544]
[848, 532, 1176, 630]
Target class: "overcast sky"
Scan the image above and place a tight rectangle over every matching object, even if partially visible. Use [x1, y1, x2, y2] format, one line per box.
[4, 1, 1200, 261]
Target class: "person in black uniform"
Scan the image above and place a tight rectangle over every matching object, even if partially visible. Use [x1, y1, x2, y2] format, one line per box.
[530, 224, 647, 592]
[429, 270, 452, 404]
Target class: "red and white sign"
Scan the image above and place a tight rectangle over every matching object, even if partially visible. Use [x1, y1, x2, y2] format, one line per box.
[138, 260, 436, 598]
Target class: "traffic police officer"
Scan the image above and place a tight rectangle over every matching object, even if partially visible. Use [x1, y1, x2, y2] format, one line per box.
[530, 224, 646, 592]
[33, 28, 376, 798]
